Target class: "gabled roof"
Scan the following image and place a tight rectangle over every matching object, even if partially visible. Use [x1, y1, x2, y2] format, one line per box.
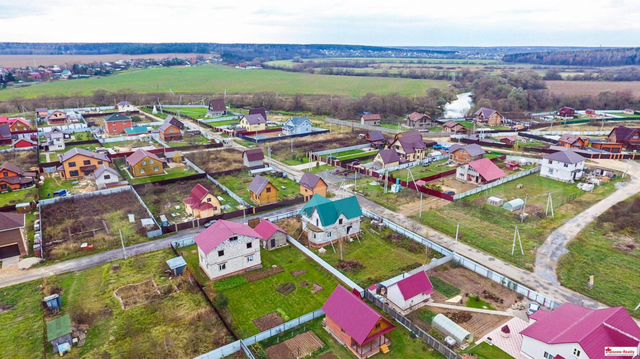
[254, 220, 285, 241]
[299, 172, 325, 190]
[392, 131, 426, 154]
[159, 118, 183, 132]
[195, 220, 260, 254]
[544, 150, 586, 164]
[0, 162, 26, 175]
[300, 195, 362, 227]
[559, 134, 585, 144]
[0, 212, 25, 231]
[610, 126, 640, 142]
[361, 113, 382, 121]
[125, 149, 166, 167]
[189, 184, 210, 202]
[244, 114, 266, 125]
[468, 158, 506, 182]
[94, 165, 120, 179]
[395, 272, 434, 301]
[209, 99, 226, 112]
[451, 144, 485, 157]
[377, 149, 400, 164]
[367, 130, 385, 142]
[0, 124, 11, 140]
[286, 117, 311, 127]
[105, 113, 132, 122]
[474, 107, 500, 119]
[323, 286, 392, 346]
[249, 107, 267, 120]
[117, 101, 132, 107]
[443, 121, 463, 129]
[520, 303, 640, 359]
[243, 148, 264, 162]
[407, 112, 431, 122]
[248, 175, 272, 195]
[59, 148, 110, 163]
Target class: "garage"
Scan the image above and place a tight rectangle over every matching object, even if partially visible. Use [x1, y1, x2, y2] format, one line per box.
[0, 243, 21, 259]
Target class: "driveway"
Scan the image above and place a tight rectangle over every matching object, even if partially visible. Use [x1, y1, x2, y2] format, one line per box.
[534, 160, 640, 284]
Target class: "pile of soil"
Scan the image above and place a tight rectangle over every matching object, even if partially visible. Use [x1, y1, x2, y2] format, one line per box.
[337, 260, 364, 273]
[445, 311, 472, 324]
[246, 266, 284, 282]
[277, 283, 296, 296]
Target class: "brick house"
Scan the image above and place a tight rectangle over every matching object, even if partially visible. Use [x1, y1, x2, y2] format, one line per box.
[104, 113, 133, 135]
[473, 107, 504, 127]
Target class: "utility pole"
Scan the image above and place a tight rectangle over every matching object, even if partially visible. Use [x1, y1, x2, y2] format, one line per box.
[455, 223, 460, 241]
[520, 194, 528, 223]
[119, 229, 127, 259]
[419, 192, 424, 218]
[545, 192, 554, 218]
[512, 225, 524, 256]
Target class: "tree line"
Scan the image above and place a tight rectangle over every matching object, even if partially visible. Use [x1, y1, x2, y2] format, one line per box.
[503, 48, 640, 67]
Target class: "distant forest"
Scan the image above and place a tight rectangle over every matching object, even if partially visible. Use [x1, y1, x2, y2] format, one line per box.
[503, 48, 640, 67]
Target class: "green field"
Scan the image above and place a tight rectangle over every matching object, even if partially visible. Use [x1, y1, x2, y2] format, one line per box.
[0, 282, 45, 359]
[162, 107, 209, 119]
[351, 178, 422, 212]
[0, 65, 449, 100]
[330, 149, 378, 162]
[0, 186, 37, 207]
[391, 159, 455, 180]
[464, 342, 514, 359]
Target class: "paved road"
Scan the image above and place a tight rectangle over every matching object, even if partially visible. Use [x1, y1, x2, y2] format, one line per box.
[534, 160, 640, 284]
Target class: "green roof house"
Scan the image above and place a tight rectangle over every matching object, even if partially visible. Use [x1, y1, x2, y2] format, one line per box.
[47, 314, 73, 354]
[299, 194, 362, 247]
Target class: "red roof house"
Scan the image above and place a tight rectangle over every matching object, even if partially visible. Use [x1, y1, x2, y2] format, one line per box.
[456, 158, 506, 184]
[384, 271, 434, 311]
[183, 184, 222, 219]
[323, 286, 396, 358]
[558, 107, 576, 118]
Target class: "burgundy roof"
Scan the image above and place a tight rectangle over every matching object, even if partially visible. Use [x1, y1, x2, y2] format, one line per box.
[254, 220, 285, 240]
[189, 184, 210, 202]
[195, 220, 260, 254]
[244, 148, 264, 162]
[559, 134, 584, 144]
[249, 107, 267, 120]
[323, 286, 388, 345]
[377, 149, 400, 164]
[245, 114, 266, 125]
[443, 121, 462, 128]
[209, 99, 226, 112]
[0, 124, 11, 140]
[394, 131, 426, 154]
[544, 150, 586, 164]
[299, 172, 325, 190]
[474, 107, 499, 119]
[395, 272, 433, 301]
[0, 212, 24, 231]
[520, 304, 640, 359]
[468, 158, 506, 182]
[407, 112, 431, 122]
[367, 130, 385, 142]
[361, 113, 382, 121]
[0, 162, 26, 175]
[610, 126, 640, 142]
[248, 175, 271, 195]
[159, 120, 179, 133]
[126, 149, 166, 167]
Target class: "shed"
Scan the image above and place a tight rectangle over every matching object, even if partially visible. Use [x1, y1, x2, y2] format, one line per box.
[166, 256, 187, 276]
[432, 313, 472, 345]
[487, 196, 504, 206]
[43, 294, 62, 313]
[503, 198, 525, 212]
[47, 314, 73, 354]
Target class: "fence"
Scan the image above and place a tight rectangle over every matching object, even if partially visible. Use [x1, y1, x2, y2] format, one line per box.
[452, 167, 540, 200]
[237, 128, 330, 144]
[458, 137, 514, 149]
[207, 174, 250, 207]
[324, 117, 399, 134]
[311, 143, 371, 157]
[518, 132, 558, 144]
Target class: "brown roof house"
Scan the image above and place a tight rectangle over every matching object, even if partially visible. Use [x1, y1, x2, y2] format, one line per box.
[0, 162, 36, 193]
[299, 172, 328, 201]
[248, 175, 278, 205]
[473, 107, 504, 127]
[249, 107, 268, 121]
[0, 212, 27, 259]
[58, 148, 111, 179]
[365, 130, 386, 148]
[183, 184, 222, 219]
[372, 149, 401, 170]
[126, 149, 167, 178]
[360, 113, 382, 126]
[243, 148, 265, 168]
[208, 99, 227, 116]
[558, 134, 590, 149]
[159, 117, 183, 142]
[405, 112, 434, 129]
[443, 121, 467, 134]
[387, 131, 428, 161]
[448, 144, 486, 164]
[607, 126, 640, 150]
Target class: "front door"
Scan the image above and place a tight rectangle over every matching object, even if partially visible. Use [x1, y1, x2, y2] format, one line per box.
[270, 238, 276, 248]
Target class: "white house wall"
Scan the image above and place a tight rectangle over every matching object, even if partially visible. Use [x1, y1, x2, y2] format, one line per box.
[302, 211, 361, 246]
[540, 160, 585, 183]
[386, 284, 430, 311]
[521, 336, 587, 359]
[199, 235, 261, 279]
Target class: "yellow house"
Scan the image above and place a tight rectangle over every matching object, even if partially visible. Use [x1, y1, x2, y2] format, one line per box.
[239, 114, 266, 132]
[248, 175, 278, 205]
[59, 148, 111, 179]
[183, 184, 222, 218]
[299, 172, 328, 201]
[125, 149, 166, 177]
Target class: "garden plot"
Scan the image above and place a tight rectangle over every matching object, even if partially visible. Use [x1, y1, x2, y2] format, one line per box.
[416, 174, 622, 270]
[41, 190, 155, 261]
[269, 132, 367, 165]
[136, 177, 242, 222]
[391, 159, 456, 180]
[266, 331, 324, 359]
[166, 133, 211, 148]
[102, 138, 161, 152]
[88, 113, 158, 128]
[0, 282, 45, 359]
[114, 158, 197, 185]
[38, 174, 96, 200]
[186, 148, 245, 173]
[179, 245, 340, 337]
[216, 172, 301, 204]
[162, 107, 209, 119]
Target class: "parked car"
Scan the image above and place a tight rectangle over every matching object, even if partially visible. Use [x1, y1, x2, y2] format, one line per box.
[204, 220, 217, 228]
[527, 303, 541, 316]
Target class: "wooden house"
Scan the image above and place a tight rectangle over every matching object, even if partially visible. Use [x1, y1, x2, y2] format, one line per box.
[405, 112, 434, 129]
[248, 175, 278, 205]
[448, 144, 485, 164]
[443, 121, 467, 134]
[299, 172, 328, 201]
[365, 130, 386, 148]
[254, 220, 288, 250]
[35, 108, 49, 120]
[183, 184, 222, 219]
[58, 148, 111, 179]
[0, 212, 27, 259]
[159, 118, 183, 141]
[558, 134, 590, 149]
[125, 149, 166, 177]
[104, 113, 133, 135]
[473, 107, 504, 127]
[47, 111, 67, 125]
[607, 126, 640, 150]
[0, 162, 36, 192]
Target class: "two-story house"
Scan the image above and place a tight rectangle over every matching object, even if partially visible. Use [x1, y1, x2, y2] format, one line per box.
[0, 162, 36, 193]
[387, 131, 428, 161]
[46, 111, 67, 125]
[208, 99, 227, 117]
[282, 117, 312, 136]
[540, 150, 586, 183]
[239, 114, 266, 132]
[455, 158, 506, 184]
[58, 148, 111, 179]
[448, 144, 485, 164]
[473, 107, 504, 127]
[372, 149, 401, 170]
[405, 112, 434, 129]
[45, 129, 65, 151]
[125, 149, 166, 178]
[195, 220, 262, 280]
[299, 195, 362, 247]
[116, 101, 135, 112]
[104, 113, 133, 135]
[158, 117, 183, 141]
[299, 172, 328, 201]
[248, 175, 278, 205]
[183, 184, 222, 219]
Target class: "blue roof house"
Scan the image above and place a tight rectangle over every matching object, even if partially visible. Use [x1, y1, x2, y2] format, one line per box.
[282, 117, 312, 136]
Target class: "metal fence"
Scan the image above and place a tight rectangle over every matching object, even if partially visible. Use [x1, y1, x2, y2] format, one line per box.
[207, 174, 250, 207]
[452, 167, 540, 200]
[312, 143, 371, 157]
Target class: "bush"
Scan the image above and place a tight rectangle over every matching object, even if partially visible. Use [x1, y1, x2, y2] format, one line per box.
[214, 293, 228, 309]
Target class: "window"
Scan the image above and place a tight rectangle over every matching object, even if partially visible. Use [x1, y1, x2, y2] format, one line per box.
[543, 352, 549, 359]
[68, 161, 76, 167]
[327, 232, 332, 238]
[247, 255, 254, 262]
[315, 218, 319, 226]
[69, 170, 79, 177]
[207, 197, 211, 203]
[140, 169, 145, 174]
[104, 174, 111, 180]
[153, 167, 159, 172]
[218, 263, 226, 271]
[573, 348, 581, 357]
[564, 163, 568, 168]
[230, 236, 238, 242]
[339, 218, 344, 225]
[97, 161, 103, 165]
[83, 160, 91, 165]
[149, 160, 154, 165]
[266, 187, 271, 193]
[246, 242, 252, 249]
[217, 250, 224, 257]
[2, 171, 7, 177]
[548, 159, 552, 164]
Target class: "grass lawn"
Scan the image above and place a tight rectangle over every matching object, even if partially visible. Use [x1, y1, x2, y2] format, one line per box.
[256, 318, 445, 359]
[331, 149, 378, 162]
[0, 282, 45, 359]
[415, 174, 621, 270]
[205, 119, 239, 128]
[0, 65, 449, 100]
[216, 172, 301, 204]
[38, 176, 76, 199]
[180, 245, 340, 337]
[430, 276, 461, 299]
[43, 250, 232, 358]
[307, 164, 335, 174]
[166, 134, 211, 148]
[115, 159, 197, 185]
[319, 220, 438, 287]
[0, 186, 37, 206]
[103, 139, 159, 150]
[67, 131, 95, 143]
[466, 296, 496, 310]
[379, 123, 403, 131]
[558, 195, 640, 315]
[464, 342, 514, 359]
[140, 107, 167, 119]
[162, 107, 209, 119]
[391, 159, 455, 180]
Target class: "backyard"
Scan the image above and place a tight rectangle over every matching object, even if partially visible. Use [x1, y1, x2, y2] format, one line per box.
[391, 159, 456, 180]
[269, 132, 367, 165]
[186, 148, 245, 173]
[215, 172, 301, 204]
[0, 186, 37, 207]
[0, 282, 45, 359]
[162, 107, 209, 119]
[166, 133, 211, 148]
[114, 159, 198, 185]
[0, 149, 38, 170]
[416, 174, 622, 270]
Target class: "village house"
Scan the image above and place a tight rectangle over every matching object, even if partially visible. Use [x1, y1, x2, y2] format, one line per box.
[45, 129, 65, 151]
[239, 114, 266, 132]
[387, 131, 428, 161]
[0, 117, 33, 132]
[92, 165, 122, 189]
[456, 158, 506, 184]
[249, 107, 268, 121]
[443, 121, 467, 134]
[254, 219, 288, 250]
[158, 118, 183, 141]
[360, 113, 382, 126]
[299, 172, 328, 201]
[0, 125, 12, 145]
[323, 286, 396, 359]
[243, 148, 265, 168]
[540, 150, 586, 183]
[585, 108, 598, 118]
[299, 194, 362, 247]
[183, 184, 222, 219]
[382, 271, 434, 312]
[248, 175, 278, 205]
[282, 117, 312, 135]
[195, 220, 262, 280]
[116, 101, 135, 112]
[35, 108, 49, 120]
[104, 113, 133, 135]
[46, 111, 67, 125]
[473, 107, 504, 127]
[520, 304, 640, 359]
[126, 149, 167, 178]
[606, 126, 640, 150]
[448, 143, 485, 164]
[0, 211, 27, 259]
[13, 138, 37, 149]
[558, 134, 590, 149]
[365, 130, 386, 148]
[0, 162, 36, 193]
[208, 99, 227, 117]
[372, 149, 401, 170]
[58, 148, 111, 179]
[557, 106, 576, 118]
[499, 137, 516, 146]
[405, 112, 434, 129]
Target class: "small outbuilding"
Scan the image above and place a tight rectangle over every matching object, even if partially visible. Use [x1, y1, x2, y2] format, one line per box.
[254, 219, 288, 250]
[43, 293, 62, 313]
[166, 256, 187, 276]
[503, 198, 525, 212]
[243, 148, 265, 169]
[47, 314, 73, 355]
[384, 271, 434, 312]
[432, 313, 472, 345]
[487, 196, 505, 206]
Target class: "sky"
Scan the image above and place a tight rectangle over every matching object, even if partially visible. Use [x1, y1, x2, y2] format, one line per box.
[0, 0, 639, 46]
